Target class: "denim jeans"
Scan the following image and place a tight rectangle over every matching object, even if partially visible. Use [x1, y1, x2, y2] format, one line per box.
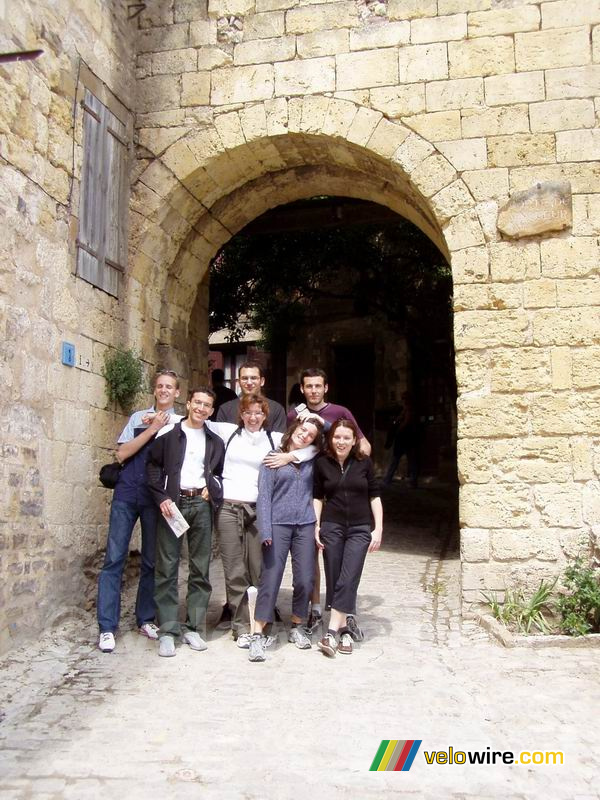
[97, 499, 158, 633]
[154, 495, 213, 637]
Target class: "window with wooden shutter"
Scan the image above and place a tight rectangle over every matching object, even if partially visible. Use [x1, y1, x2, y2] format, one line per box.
[77, 89, 129, 297]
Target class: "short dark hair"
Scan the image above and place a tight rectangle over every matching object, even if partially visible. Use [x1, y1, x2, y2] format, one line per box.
[280, 416, 324, 453]
[187, 386, 216, 403]
[153, 369, 179, 389]
[238, 360, 264, 378]
[324, 418, 364, 461]
[300, 367, 327, 385]
[211, 368, 225, 383]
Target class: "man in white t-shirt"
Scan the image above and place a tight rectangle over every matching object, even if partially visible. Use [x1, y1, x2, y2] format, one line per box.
[147, 388, 225, 657]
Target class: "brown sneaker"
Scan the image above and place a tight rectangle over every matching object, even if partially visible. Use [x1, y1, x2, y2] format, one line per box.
[337, 632, 353, 655]
[317, 632, 337, 657]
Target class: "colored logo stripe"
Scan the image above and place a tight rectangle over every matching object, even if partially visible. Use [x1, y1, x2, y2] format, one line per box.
[370, 740, 422, 772]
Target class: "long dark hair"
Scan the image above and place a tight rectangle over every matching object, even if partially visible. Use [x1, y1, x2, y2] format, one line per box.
[324, 418, 365, 461]
[280, 416, 324, 453]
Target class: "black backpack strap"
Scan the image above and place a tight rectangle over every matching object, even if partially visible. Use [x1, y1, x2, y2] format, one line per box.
[265, 430, 275, 450]
[224, 426, 243, 455]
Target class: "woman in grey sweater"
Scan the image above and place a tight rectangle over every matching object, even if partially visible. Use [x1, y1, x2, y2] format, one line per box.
[249, 416, 324, 662]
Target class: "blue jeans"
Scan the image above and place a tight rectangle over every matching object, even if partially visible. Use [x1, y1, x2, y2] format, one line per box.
[97, 499, 158, 633]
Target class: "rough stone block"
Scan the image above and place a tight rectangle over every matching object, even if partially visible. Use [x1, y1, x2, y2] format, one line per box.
[533, 309, 600, 347]
[437, 138, 486, 171]
[137, 75, 182, 113]
[297, 29, 349, 58]
[211, 64, 274, 104]
[410, 153, 456, 198]
[455, 349, 490, 395]
[208, 0, 254, 16]
[451, 246, 489, 284]
[439, 0, 489, 12]
[426, 77, 484, 111]
[515, 27, 591, 71]
[571, 437, 594, 479]
[181, 73, 211, 106]
[488, 134, 555, 168]
[523, 279, 556, 309]
[583, 482, 600, 525]
[405, 110, 460, 141]
[197, 48, 234, 70]
[391, 132, 434, 173]
[336, 49, 398, 91]
[468, 6, 540, 37]
[460, 483, 532, 528]
[365, 117, 410, 158]
[346, 107, 382, 146]
[572, 348, 600, 388]
[388, 0, 437, 20]
[551, 346, 572, 390]
[535, 484, 583, 527]
[189, 19, 218, 46]
[556, 129, 600, 163]
[540, 237, 599, 279]
[152, 48, 198, 74]
[454, 309, 530, 351]
[350, 20, 409, 50]
[557, 278, 600, 308]
[275, 57, 335, 96]
[448, 36, 514, 79]
[398, 42, 448, 83]
[542, 0, 600, 29]
[530, 99, 595, 133]
[243, 11, 285, 39]
[461, 528, 490, 562]
[234, 36, 295, 65]
[285, 3, 358, 34]
[490, 348, 551, 393]
[572, 194, 600, 236]
[545, 65, 600, 99]
[484, 71, 544, 107]
[462, 168, 509, 202]
[137, 23, 189, 53]
[491, 529, 560, 562]
[370, 84, 425, 117]
[454, 282, 522, 312]
[411, 14, 467, 43]
[431, 180, 475, 224]
[321, 98, 358, 138]
[510, 163, 600, 195]
[462, 105, 529, 138]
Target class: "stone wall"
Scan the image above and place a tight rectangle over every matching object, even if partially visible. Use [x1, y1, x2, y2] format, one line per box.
[0, 0, 139, 650]
[130, 0, 600, 605]
[2, 0, 600, 651]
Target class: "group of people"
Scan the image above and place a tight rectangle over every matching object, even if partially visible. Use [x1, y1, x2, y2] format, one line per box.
[96, 361, 383, 662]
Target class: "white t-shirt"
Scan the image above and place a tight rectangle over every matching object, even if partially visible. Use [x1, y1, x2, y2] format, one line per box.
[180, 423, 206, 490]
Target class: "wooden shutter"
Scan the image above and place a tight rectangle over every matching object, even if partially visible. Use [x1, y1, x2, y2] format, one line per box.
[77, 89, 128, 297]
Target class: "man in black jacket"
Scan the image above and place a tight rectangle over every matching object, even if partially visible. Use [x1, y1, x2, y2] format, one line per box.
[147, 387, 225, 657]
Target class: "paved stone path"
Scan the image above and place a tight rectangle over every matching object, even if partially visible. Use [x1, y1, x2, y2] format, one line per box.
[1, 482, 598, 799]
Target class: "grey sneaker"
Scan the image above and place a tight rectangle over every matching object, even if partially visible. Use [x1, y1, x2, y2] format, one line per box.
[288, 627, 312, 650]
[236, 632, 253, 649]
[158, 635, 176, 657]
[139, 622, 159, 640]
[346, 614, 364, 642]
[248, 634, 266, 662]
[317, 632, 337, 658]
[182, 631, 208, 651]
[98, 632, 115, 653]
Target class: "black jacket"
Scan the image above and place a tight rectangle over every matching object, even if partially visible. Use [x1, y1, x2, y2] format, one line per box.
[147, 420, 225, 509]
[313, 454, 380, 527]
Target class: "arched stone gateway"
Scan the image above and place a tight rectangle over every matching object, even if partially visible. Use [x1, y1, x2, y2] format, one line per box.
[2, 0, 600, 651]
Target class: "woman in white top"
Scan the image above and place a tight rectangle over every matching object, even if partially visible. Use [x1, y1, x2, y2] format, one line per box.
[206, 392, 313, 645]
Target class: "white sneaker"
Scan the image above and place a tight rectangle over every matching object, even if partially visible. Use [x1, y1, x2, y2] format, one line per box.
[98, 632, 115, 652]
[158, 635, 176, 657]
[138, 623, 159, 639]
[182, 631, 208, 651]
[236, 633, 253, 649]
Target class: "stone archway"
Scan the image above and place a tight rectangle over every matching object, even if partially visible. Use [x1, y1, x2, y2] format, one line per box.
[129, 97, 480, 376]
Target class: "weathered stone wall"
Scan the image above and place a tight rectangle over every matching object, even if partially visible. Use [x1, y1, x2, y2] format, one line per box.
[130, 0, 600, 606]
[2, 0, 600, 651]
[0, 0, 140, 650]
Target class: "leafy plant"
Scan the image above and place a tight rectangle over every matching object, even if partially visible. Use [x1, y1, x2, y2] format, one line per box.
[482, 579, 557, 635]
[102, 348, 145, 412]
[557, 557, 600, 636]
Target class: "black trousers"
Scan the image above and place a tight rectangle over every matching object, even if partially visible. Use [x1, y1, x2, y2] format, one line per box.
[320, 522, 371, 615]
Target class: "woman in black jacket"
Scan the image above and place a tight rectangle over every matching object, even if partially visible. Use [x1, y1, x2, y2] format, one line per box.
[313, 418, 383, 657]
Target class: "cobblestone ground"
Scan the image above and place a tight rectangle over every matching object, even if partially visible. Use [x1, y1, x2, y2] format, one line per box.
[1, 481, 598, 800]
